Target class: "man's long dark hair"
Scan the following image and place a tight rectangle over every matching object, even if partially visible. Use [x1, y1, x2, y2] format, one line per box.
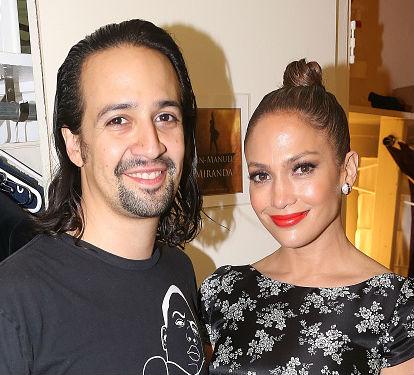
[36, 19, 202, 248]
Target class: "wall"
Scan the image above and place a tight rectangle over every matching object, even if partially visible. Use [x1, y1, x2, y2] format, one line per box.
[34, 0, 348, 285]
[380, 0, 414, 91]
[350, 0, 414, 107]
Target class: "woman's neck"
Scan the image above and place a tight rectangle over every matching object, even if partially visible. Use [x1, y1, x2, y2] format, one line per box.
[254, 218, 388, 287]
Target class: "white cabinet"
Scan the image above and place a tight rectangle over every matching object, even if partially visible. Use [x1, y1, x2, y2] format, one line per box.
[0, 0, 50, 183]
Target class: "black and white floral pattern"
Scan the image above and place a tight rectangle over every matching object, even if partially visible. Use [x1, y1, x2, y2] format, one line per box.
[199, 265, 414, 374]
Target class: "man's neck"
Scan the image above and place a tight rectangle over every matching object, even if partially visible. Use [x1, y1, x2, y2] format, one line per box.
[77, 203, 159, 260]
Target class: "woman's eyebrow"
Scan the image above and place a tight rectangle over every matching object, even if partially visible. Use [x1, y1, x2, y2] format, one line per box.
[284, 151, 320, 165]
[247, 161, 270, 169]
[247, 151, 319, 169]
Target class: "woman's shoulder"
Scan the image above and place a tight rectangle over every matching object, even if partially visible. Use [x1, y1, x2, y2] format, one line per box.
[199, 265, 253, 308]
[200, 264, 252, 288]
[395, 275, 414, 303]
[379, 276, 414, 366]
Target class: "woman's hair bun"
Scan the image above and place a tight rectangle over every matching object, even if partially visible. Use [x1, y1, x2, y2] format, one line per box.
[283, 59, 323, 88]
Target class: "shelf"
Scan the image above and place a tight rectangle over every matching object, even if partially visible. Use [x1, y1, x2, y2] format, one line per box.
[0, 141, 42, 174]
[0, 141, 39, 150]
[0, 51, 32, 67]
[350, 105, 414, 120]
[0, 52, 34, 86]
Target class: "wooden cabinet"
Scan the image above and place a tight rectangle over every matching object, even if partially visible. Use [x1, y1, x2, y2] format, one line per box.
[347, 105, 414, 275]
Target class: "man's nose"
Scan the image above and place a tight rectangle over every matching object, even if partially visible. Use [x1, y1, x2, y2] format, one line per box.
[129, 120, 166, 159]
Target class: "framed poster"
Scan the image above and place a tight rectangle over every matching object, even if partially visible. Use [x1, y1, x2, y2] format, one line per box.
[196, 94, 250, 208]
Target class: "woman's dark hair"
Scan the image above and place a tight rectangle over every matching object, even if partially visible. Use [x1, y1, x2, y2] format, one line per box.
[245, 59, 350, 164]
[36, 19, 202, 248]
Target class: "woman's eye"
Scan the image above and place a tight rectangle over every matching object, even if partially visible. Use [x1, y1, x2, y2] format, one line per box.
[155, 113, 178, 123]
[293, 163, 316, 175]
[107, 117, 128, 126]
[249, 171, 270, 183]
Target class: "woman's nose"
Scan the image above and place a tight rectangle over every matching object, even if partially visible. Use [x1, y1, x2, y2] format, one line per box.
[272, 178, 296, 209]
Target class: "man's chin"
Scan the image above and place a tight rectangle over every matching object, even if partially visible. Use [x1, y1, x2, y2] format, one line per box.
[117, 193, 174, 218]
[120, 204, 170, 219]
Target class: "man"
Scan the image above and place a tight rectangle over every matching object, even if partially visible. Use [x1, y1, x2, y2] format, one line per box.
[143, 285, 204, 375]
[0, 19, 205, 374]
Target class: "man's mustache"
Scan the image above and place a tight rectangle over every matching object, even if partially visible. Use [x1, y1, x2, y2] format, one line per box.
[114, 157, 176, 177]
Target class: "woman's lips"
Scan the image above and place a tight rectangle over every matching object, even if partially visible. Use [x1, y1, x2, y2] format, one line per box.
[270, 210, 309, 227]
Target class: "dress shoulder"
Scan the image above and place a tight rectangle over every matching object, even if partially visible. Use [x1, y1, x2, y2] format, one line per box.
[198, 265, 247, 346]
[199, 265, 249, 319]
[383, 277, 414, 367]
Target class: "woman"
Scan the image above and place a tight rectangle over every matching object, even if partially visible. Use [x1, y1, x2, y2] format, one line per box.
[199, 59, 414, 374]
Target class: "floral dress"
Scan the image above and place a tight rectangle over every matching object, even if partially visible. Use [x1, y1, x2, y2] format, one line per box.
[199, 265, 414, 374]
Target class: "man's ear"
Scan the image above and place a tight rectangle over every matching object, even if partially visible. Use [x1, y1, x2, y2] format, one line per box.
[61, 127, 84, 167]
[342, 150, 359, 186]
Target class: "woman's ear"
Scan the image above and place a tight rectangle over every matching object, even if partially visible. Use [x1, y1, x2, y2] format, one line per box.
[342, 150, 359, 186]
[61, 127, 84, 167]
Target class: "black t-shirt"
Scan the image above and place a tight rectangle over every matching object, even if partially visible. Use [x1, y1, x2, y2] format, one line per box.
[0, 234, 207, 375]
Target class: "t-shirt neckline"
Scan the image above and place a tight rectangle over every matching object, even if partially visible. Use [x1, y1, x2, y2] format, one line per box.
[60, 233, 161, 271]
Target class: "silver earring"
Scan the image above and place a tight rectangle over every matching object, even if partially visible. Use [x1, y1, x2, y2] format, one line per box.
[341, 183, 351, 195]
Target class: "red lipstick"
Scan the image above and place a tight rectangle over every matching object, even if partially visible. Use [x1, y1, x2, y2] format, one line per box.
[270, 211, 309, 228]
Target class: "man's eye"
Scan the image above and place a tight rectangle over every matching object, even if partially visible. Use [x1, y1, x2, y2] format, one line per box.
[175, 318, 185, 328]
[293, 162, 316, 175]
[249, 171, 270, 184]
[107, 117, 127, 126]
[155, 113, 178, 123]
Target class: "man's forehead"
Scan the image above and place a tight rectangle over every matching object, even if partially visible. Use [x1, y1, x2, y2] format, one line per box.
[79, 44, 181, 115]
[82, 44, 169, 67]
[82, 45, 176, 77]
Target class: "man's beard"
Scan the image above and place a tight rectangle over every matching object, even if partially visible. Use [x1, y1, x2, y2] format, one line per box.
[114, 157, 177, 217]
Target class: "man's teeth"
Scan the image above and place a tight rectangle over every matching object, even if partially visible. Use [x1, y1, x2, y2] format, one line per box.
[127, 171, 162, 179]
